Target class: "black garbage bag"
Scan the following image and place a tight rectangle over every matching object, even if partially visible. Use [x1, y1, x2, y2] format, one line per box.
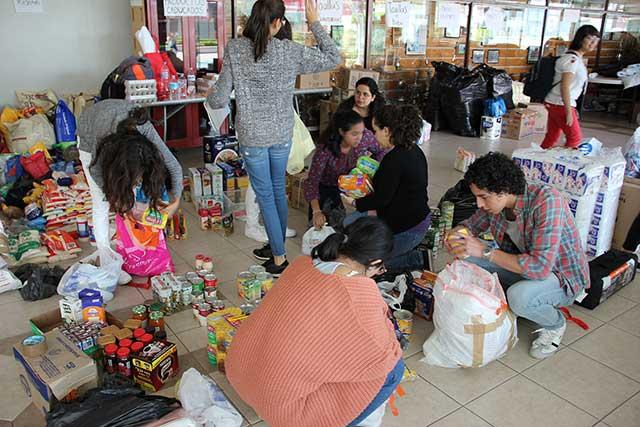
[5, 176, 35, 209]
[439, 179, 478, 227]
[14, 264, 65, 301]
[424, 62, 462, 131]
[475, 64, 513, 98]
[441, 70, 489, 137]
[46, 386, 180, 427]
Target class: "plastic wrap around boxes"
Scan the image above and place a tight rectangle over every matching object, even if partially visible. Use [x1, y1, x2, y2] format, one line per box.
[512, 145, 626, 257]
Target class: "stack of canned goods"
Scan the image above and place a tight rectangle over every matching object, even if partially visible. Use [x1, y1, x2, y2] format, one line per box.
[151, 275, 173, 314]
[237, 265, 276, 301]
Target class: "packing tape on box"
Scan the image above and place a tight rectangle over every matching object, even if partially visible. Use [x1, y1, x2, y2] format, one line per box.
[20, 335, 48, 357]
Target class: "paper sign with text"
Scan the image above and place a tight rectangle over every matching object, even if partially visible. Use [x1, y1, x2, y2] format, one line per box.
[163, 0, 208, 17]
[14, 0, 43, 13]
[386, 2, 411, 28]
[318, 0, 344, 25]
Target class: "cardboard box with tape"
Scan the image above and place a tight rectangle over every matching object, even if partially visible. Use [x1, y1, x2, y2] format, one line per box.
[13, 330, 98, 413]
[501, 103, 548, 140]
[296, 71, 332, 89]
[612, 176, 640, 250]
[337, 68, 380, 91]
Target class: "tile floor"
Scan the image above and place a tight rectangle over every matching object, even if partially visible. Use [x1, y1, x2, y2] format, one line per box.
[0, 118, 638, 427]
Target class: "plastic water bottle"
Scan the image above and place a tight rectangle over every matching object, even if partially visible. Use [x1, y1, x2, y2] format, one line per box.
[178, 73, 187, 98]
[187, 67, 196, 96]
[160, 62, 170, 100]
[169, 76, 179, 100]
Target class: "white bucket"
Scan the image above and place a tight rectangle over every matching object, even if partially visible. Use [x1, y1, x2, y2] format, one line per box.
[480, 116, 502, 140]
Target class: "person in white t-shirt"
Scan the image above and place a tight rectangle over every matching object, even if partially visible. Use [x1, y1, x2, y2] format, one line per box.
[541, 25, 600, 149]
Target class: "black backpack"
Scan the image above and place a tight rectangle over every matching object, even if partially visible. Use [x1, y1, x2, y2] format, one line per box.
[523, 52, 578, 102]
[100, 56, 154, 100]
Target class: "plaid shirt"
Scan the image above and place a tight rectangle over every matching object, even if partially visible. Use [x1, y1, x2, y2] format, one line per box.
[461, 183, 590, 295]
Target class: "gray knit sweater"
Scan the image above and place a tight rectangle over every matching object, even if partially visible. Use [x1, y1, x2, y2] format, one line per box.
[207, 21, 341, 147]
[77, 99, 183, 199]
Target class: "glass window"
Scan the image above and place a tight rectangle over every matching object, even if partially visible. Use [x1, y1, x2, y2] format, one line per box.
[369, 1, 468, 70]
[470, 5, 544, 48]
[549, 0, 605, 10]
[609, 1, 640, 13]
[196, 2, 221, 71]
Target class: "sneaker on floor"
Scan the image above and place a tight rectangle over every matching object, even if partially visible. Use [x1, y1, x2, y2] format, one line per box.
[286, 227, 297, 238]
[253, 244, 273, 261]
[245, 224, 269, 243]
[261, 258, 289, 276]
[529, 323, 566, 359]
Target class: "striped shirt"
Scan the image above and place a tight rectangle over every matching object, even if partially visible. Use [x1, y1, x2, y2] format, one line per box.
[462, 183, 590, 295]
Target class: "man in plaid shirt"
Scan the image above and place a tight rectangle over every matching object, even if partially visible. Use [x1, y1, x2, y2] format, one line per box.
[446, 153, 590, 359]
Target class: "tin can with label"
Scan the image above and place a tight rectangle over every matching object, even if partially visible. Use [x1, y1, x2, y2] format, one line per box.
[248, 265, 266, 275]
[205, 287, 218, 302]
[256, 272, 274, 295]
[204, 274, 218, 289]
[393, 309, 414, 338]
[236, 271, 255, 299]
[243, 279, 262, 302]
[190, 277, 205, 294]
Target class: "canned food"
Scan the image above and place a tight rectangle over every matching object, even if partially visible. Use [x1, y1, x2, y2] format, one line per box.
[190, 277, 205, 294]
[393, 309, 414, 338]
[205, 287, 218, 302]
[211, 299, 225, 311]
[256, 272, 274, 294]
[243, 279, 262, 302]
[204, 274, 218, 289]
[181, 281, 193, 306]
[195, 254, 206, 270]
[198, 303, 212, 317]
[236, 271, 255, 299]
[197, 269, 209, 278]
[202, 257, 214, 272]
[248, 265, 266, 275]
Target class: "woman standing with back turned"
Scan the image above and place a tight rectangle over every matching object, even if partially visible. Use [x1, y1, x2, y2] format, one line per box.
[208, 0, 341, 275]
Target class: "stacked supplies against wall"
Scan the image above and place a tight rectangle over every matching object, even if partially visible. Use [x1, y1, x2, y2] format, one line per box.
[41, 173, 93, 231]
[512, 146, 605, 253]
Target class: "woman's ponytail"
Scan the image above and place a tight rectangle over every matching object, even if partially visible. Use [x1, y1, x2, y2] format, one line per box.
[243, 0, 286, 62]
[311, 232, 345, 261]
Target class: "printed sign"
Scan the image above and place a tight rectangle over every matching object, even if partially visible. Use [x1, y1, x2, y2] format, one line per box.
[386, 2, 411, 28]
[13, 0, 43, 13]
[163, 0, 208, 17]
[318, 0, 343, 25]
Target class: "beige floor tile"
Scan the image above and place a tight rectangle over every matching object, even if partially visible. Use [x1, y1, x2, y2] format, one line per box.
[168, 231, 239, 260]
[563, 307, 605, 345]
[429, 407, 492, 427]
[406, 354, 516, 405]
[0, 290, 22, 306]
[251, 422, 268, 427]
[497, 320, 542, 372]
[523, 348, 640, 418]
[603, 392, 640, 427]
[190, 347, 217, 374]
[217, 280, 245, 307]
[177, 325, 208, 352]
[381, 376, 459, 427]
[467, 375, 597, 427]
[211, 252, 256, 284]
[104, 285, 145, 312]
[0, 356, 32, 422]
[593, 423, 611, 427]
[572, 295, 637, 323]
[616, 276, 640, 303]
[167, 332, 189, 357]
[224, 222, 267, 250]
[571, 325, 640, 382]
[609, 305, 640, 338]
[165, 308, 201, 334]
[0, 296, 62, 340]
[210, 371, 262, 425]
[12, 403, 46, 427]
[403, 315, 434, 359]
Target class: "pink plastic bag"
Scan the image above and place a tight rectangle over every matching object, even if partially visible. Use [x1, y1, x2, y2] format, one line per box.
[115, 215, 174, 277]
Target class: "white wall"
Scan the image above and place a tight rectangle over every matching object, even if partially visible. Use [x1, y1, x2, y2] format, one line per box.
[0, 0, 133, 106]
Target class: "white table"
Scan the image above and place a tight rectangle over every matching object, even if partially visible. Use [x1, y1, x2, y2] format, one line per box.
[146, 87, 333, 141]
[586, 75, 638, 122]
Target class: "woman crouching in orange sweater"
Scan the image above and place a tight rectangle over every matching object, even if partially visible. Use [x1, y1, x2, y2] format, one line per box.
[226, 216, 403, 427]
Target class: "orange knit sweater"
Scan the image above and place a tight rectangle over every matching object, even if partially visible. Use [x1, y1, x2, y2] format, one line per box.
[226, 256, 402, 427]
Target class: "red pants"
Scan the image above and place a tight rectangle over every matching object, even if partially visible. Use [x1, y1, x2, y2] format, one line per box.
[541, 103, 582, 149]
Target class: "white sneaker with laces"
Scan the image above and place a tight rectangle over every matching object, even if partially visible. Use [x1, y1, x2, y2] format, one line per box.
[286, 227, 297, 238]
[529, 322, 566, 359]
[245, 224, 269, 243]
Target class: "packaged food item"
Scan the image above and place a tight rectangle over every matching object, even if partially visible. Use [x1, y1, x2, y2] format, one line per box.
[131, 305, 148, 328]
[59, 296, 83, 324]
[132, 341, 179, 392]
[104, 344, 118, 374]
[79, 289, 105, 323]
[236, 271, 255, 299]
[338, 174, 373, 199]
[351, 156, 380, 177]
[117, 347, 132, 377]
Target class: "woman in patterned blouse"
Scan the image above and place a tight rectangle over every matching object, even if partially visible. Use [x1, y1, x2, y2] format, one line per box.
[304, 110, 386, 229]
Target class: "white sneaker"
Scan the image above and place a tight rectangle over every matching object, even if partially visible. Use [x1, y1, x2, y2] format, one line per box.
[286, 227, 297, 238]
[529, 323, 566, 359]
[245, 224, 269, 243]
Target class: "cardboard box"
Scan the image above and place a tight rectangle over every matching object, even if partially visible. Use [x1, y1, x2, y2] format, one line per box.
[319, 99, 340, 134]
[132, 342, 179, 392]
[501, 104, 548, 140]
[337, 68, 380, 90]
[288, 171, 309, 212]
[331, 87, 355, 103]
[204, 163, 225, 196]
[13, 330, 98, 413]
[612, 177, 640, 250]
[296, 71, 332, 90]
[29, 309, 123, 336]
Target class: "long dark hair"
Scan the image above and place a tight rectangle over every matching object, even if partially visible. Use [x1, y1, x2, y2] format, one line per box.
[319, 110, 364, 158]
[569, 25, 600, 51]
[274, 18, 292, 41]
[311, 217, 394, 265]
[338, 77, 386, 118]
[373, 104, 422, 149]
[91, 111, 167, 215]
[243, 0, 285, 62]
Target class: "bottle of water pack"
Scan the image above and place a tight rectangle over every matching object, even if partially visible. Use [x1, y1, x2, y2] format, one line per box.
[160, 62, 170, 100]
[187, 67, 196, 96]
[178, 74, 187, 98]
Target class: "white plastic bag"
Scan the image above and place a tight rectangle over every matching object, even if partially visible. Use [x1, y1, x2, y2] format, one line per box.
[6, 114, 56, 152]
[422, 261, 518, 368]
[377, 274, 408, 310]
[288, 111, 315, 175]
[177, 368, 243, 427]
[0, 269, 22, 294]
[302, 225, 336, 255]
[418, 120, 431, 145]
[624, 127, 640, 178]
[57, 247, 123, 301]
[135, 25, 157, 54]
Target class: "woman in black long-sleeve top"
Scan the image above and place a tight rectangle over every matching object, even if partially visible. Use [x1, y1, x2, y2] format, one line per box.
[342, 105, 431, 273]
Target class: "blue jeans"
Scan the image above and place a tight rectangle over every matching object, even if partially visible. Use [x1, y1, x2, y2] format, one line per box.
[467, 257, 575, 330]
[344, 212, 429, 273]
[348, 358, 405, 426]
[241, 142, 292, 257]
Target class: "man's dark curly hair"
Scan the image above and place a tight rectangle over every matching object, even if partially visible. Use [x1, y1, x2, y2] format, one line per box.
[464, 152, 526, 195]
[373, 104, 422, 149]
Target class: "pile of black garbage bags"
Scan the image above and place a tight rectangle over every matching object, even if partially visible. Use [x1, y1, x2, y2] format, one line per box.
[424, 62, 514, 137]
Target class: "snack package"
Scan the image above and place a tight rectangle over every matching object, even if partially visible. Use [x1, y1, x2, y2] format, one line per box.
[351, 156, 380, 177]
[42, 230, 82, 262]
[338, 174, 373, 199]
